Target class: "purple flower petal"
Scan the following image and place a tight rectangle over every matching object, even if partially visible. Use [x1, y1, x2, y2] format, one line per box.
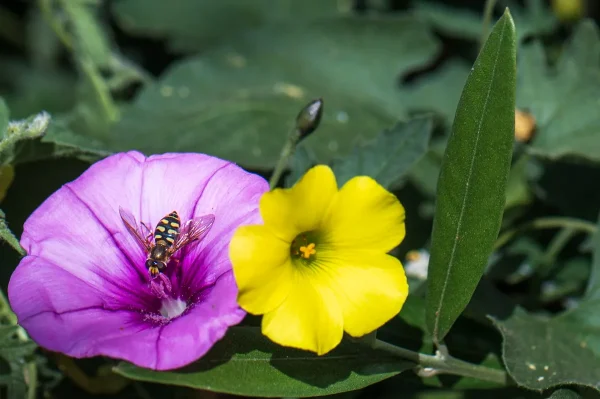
[176, 164, 267, 297]
[138, 272, 245, 370]
[9, 151, 268, 370]
[20, 179, 153, 307]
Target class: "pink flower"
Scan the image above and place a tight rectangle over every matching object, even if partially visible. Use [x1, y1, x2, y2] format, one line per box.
[8, 151, 268, 370]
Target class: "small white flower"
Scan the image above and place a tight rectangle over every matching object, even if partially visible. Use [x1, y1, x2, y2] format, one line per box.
[404, 249, 430, 280]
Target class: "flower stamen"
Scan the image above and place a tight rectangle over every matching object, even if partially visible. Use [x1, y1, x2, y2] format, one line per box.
[291, 232, 319, 262]
[299, 243, 316, 259]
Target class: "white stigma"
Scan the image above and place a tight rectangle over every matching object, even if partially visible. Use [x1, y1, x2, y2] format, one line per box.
[160, 297, 187, 319]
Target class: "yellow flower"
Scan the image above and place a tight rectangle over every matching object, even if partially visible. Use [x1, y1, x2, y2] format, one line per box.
[230, 165, 408, 355]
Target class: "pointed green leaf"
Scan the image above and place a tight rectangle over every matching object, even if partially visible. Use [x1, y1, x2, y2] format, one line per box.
[114, 327, 413, 397]
[425, 11, 516, 344]
[332, 117, 432, 189]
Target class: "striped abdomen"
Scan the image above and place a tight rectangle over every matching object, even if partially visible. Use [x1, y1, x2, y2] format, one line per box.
[154, 211, 180, 247]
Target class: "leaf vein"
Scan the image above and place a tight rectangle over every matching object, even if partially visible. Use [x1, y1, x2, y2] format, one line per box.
[432, 17, 508, 342]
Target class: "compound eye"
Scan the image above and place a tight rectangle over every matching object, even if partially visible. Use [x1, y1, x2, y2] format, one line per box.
[145, 259, 159, 268]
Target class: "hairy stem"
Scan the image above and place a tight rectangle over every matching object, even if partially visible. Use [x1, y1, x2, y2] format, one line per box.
[0, 210, 25, 256]
[373, 339, 508, 385]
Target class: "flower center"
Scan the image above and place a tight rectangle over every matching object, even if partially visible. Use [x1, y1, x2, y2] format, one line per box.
[300, 242, 316, 258]
[160, 297, 187, 319]
[291, 232, 319, 262]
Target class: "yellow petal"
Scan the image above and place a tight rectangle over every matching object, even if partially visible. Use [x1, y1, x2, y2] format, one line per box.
[262, 270, 343, 355]
[260, 165, 337, 241]
[230, 225, 293, 315]
[319, 250, 408, 337]
[323, 176, 405, 252]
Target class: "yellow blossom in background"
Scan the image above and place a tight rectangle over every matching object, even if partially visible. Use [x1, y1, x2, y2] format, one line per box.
[514, 109, 536, 143]
[230, 165, 408, 355]
[551, 0, 584, 22]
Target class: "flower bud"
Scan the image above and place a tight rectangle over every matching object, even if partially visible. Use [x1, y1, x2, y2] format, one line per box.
[515, 108, 536, 143]
[295, 98, 323, 139]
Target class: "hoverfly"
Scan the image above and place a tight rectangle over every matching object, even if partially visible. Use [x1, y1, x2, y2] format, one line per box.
[119, 207, 215, 278]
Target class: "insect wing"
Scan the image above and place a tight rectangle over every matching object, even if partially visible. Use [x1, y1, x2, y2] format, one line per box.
[172, 214, 215, 252]
[119, 206, 151, 252]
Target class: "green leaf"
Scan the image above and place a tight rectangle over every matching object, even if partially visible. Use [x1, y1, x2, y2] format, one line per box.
[491, 303, 600, 392]
[41, 117, 112, 161]
[547, 389, 582, 399]
[407, 137, 446, 198]
[109, 16, 440, 167]
[402, 60, 470, 126]
[113, 327, 413, 397]
[0, 59, 77, 119]
[331, 117, 432, 189]
[112, 0, 354, 53]
[520, 20, 600, 161]
[425, 11, 516, 344]
[505, 155, 533, 209]
[413, 2, 483, 40]
[0, 111, 52, 166]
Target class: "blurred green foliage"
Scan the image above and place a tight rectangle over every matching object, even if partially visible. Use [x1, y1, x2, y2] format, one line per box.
[1, 0, 600, 398]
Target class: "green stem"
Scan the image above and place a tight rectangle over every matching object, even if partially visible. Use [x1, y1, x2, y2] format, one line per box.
[494, 217, 597, 250]
[269, 129, 301, 190]
[39, 0, 73, 50]
[480, 0, 498, 49]
[373, 339, 508, 385]
[39, 0, 120, 124]
[26, 361, 38, 399]
[78, 55, 121, 123]
[540, 227, 578, 271]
